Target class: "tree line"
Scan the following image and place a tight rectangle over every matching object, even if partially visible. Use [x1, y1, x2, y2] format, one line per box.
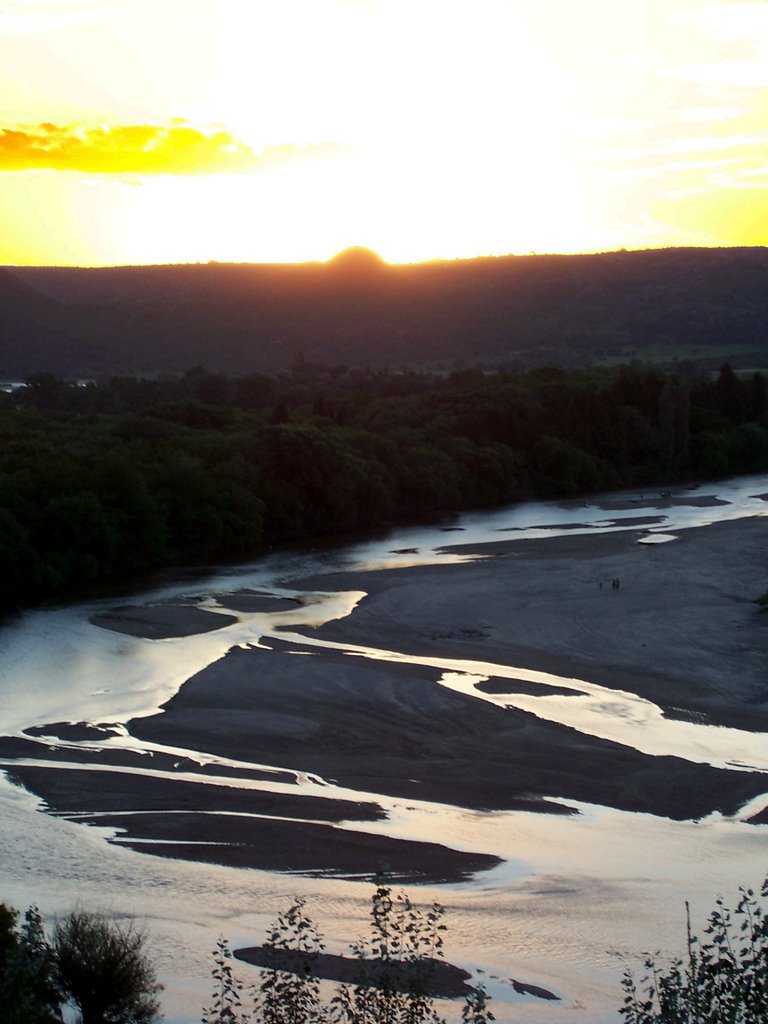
[1, 361, 766, 614]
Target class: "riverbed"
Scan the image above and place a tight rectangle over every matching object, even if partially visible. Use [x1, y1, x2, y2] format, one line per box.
[1, 475, 767, 1023]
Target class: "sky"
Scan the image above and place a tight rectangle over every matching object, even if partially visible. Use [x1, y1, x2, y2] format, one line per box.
[0, 0, 767, 266]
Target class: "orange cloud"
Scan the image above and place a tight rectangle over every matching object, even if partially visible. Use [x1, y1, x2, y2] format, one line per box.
[0, 122, 340, 174]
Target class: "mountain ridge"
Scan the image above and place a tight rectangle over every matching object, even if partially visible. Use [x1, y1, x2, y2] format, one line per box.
[4, 246, 768, 377]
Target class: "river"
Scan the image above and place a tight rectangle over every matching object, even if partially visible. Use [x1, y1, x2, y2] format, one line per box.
[1, 474, 767, 1023]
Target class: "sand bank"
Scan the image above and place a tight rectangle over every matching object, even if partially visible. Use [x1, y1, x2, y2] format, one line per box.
[298, 518, 768, 732]
[90, 603, 237, 638]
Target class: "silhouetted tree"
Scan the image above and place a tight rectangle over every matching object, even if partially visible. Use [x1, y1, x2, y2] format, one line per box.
[0, 904, 61, 1024]
[53, 911, 161, 1024]
[621, 877, 768, 1023]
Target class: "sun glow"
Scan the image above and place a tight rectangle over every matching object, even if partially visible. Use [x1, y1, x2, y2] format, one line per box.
[1, 0, 767, 266]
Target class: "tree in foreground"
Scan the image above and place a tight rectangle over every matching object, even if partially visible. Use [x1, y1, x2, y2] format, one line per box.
[621, 876, 768, 1023]
[202, 936, 252, 1024]
[202, 884, 495, 1024]
[53, 910, 162, 1024]
[0, 903, 61, 1024]
[257, 897, 325, 1024]
[461, 986, 495, 1024]
[330, 884, 448, 1024]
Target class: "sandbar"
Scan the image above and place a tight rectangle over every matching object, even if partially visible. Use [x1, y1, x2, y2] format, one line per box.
[90, 603, 237, 638]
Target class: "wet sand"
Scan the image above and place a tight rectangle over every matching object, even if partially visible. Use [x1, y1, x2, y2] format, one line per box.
[231, 947, 561, 1001]
[129, 638, 767, 819]
[233, 945, 561, 1001]
[298, 518, 768, 732]
[90, 603, 237, 638]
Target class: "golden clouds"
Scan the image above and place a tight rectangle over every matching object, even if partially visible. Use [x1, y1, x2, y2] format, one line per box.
[0, 122, 338, 175]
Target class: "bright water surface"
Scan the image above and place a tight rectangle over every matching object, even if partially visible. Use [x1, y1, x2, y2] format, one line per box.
[1, 475, 767, 1023]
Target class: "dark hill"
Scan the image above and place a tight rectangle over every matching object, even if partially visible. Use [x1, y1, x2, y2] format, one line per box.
[0, 268, 103, 376]
[0, 267, 59, 337]
[5, 246, 768, 377]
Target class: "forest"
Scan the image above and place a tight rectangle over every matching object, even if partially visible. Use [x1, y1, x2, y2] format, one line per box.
[1, 360, 766, 615]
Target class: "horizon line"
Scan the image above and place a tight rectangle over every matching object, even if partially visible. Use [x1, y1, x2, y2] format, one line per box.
[3, 242, 766, 272]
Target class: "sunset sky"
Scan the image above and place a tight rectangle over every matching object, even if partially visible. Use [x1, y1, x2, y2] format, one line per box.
[1, 0, 767, 266]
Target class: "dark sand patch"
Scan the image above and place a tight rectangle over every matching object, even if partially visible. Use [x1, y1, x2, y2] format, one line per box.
[235, 948, 475, 998]
[428, 627, 491, 642]
[0, 736, 296, 785]
[437, 528, 653, 559]
[132, 643, 576, 816]
[234, 947, 559, 1001]
[7, 766, 498, 883]
[96, 812, 500, 883]
[25, 722, 123, 741]
[586, 491, 728, 511]
[293, 518, 768, 734]
[215, 591, 301, 614]
[90, 604, 237, 638]
[512, 979, 560, 1000]
[130, 641, 767, 820]
[498, 516, 665, 532]
[6, 765, 382, 822]
[476, 679, 587, 698]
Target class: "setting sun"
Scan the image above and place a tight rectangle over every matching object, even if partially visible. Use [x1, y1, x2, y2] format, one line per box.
[1, 0, 767, 266]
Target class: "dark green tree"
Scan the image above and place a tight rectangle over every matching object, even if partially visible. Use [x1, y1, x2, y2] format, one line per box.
[0, 904, 61, 1024]
[257, 898, 326, 1024]
[331, 884, 447, 1024]
[53, 911, 161, 1024]
[461, 985, 495, 1024]
[621, 877, 768, 1023]
[202, 937, 251, 1024]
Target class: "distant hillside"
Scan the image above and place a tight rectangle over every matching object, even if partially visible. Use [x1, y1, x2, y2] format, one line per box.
[5, 246, 768, 377]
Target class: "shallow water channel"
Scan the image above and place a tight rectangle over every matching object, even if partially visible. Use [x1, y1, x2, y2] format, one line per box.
[1, 475, 767, 1023]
